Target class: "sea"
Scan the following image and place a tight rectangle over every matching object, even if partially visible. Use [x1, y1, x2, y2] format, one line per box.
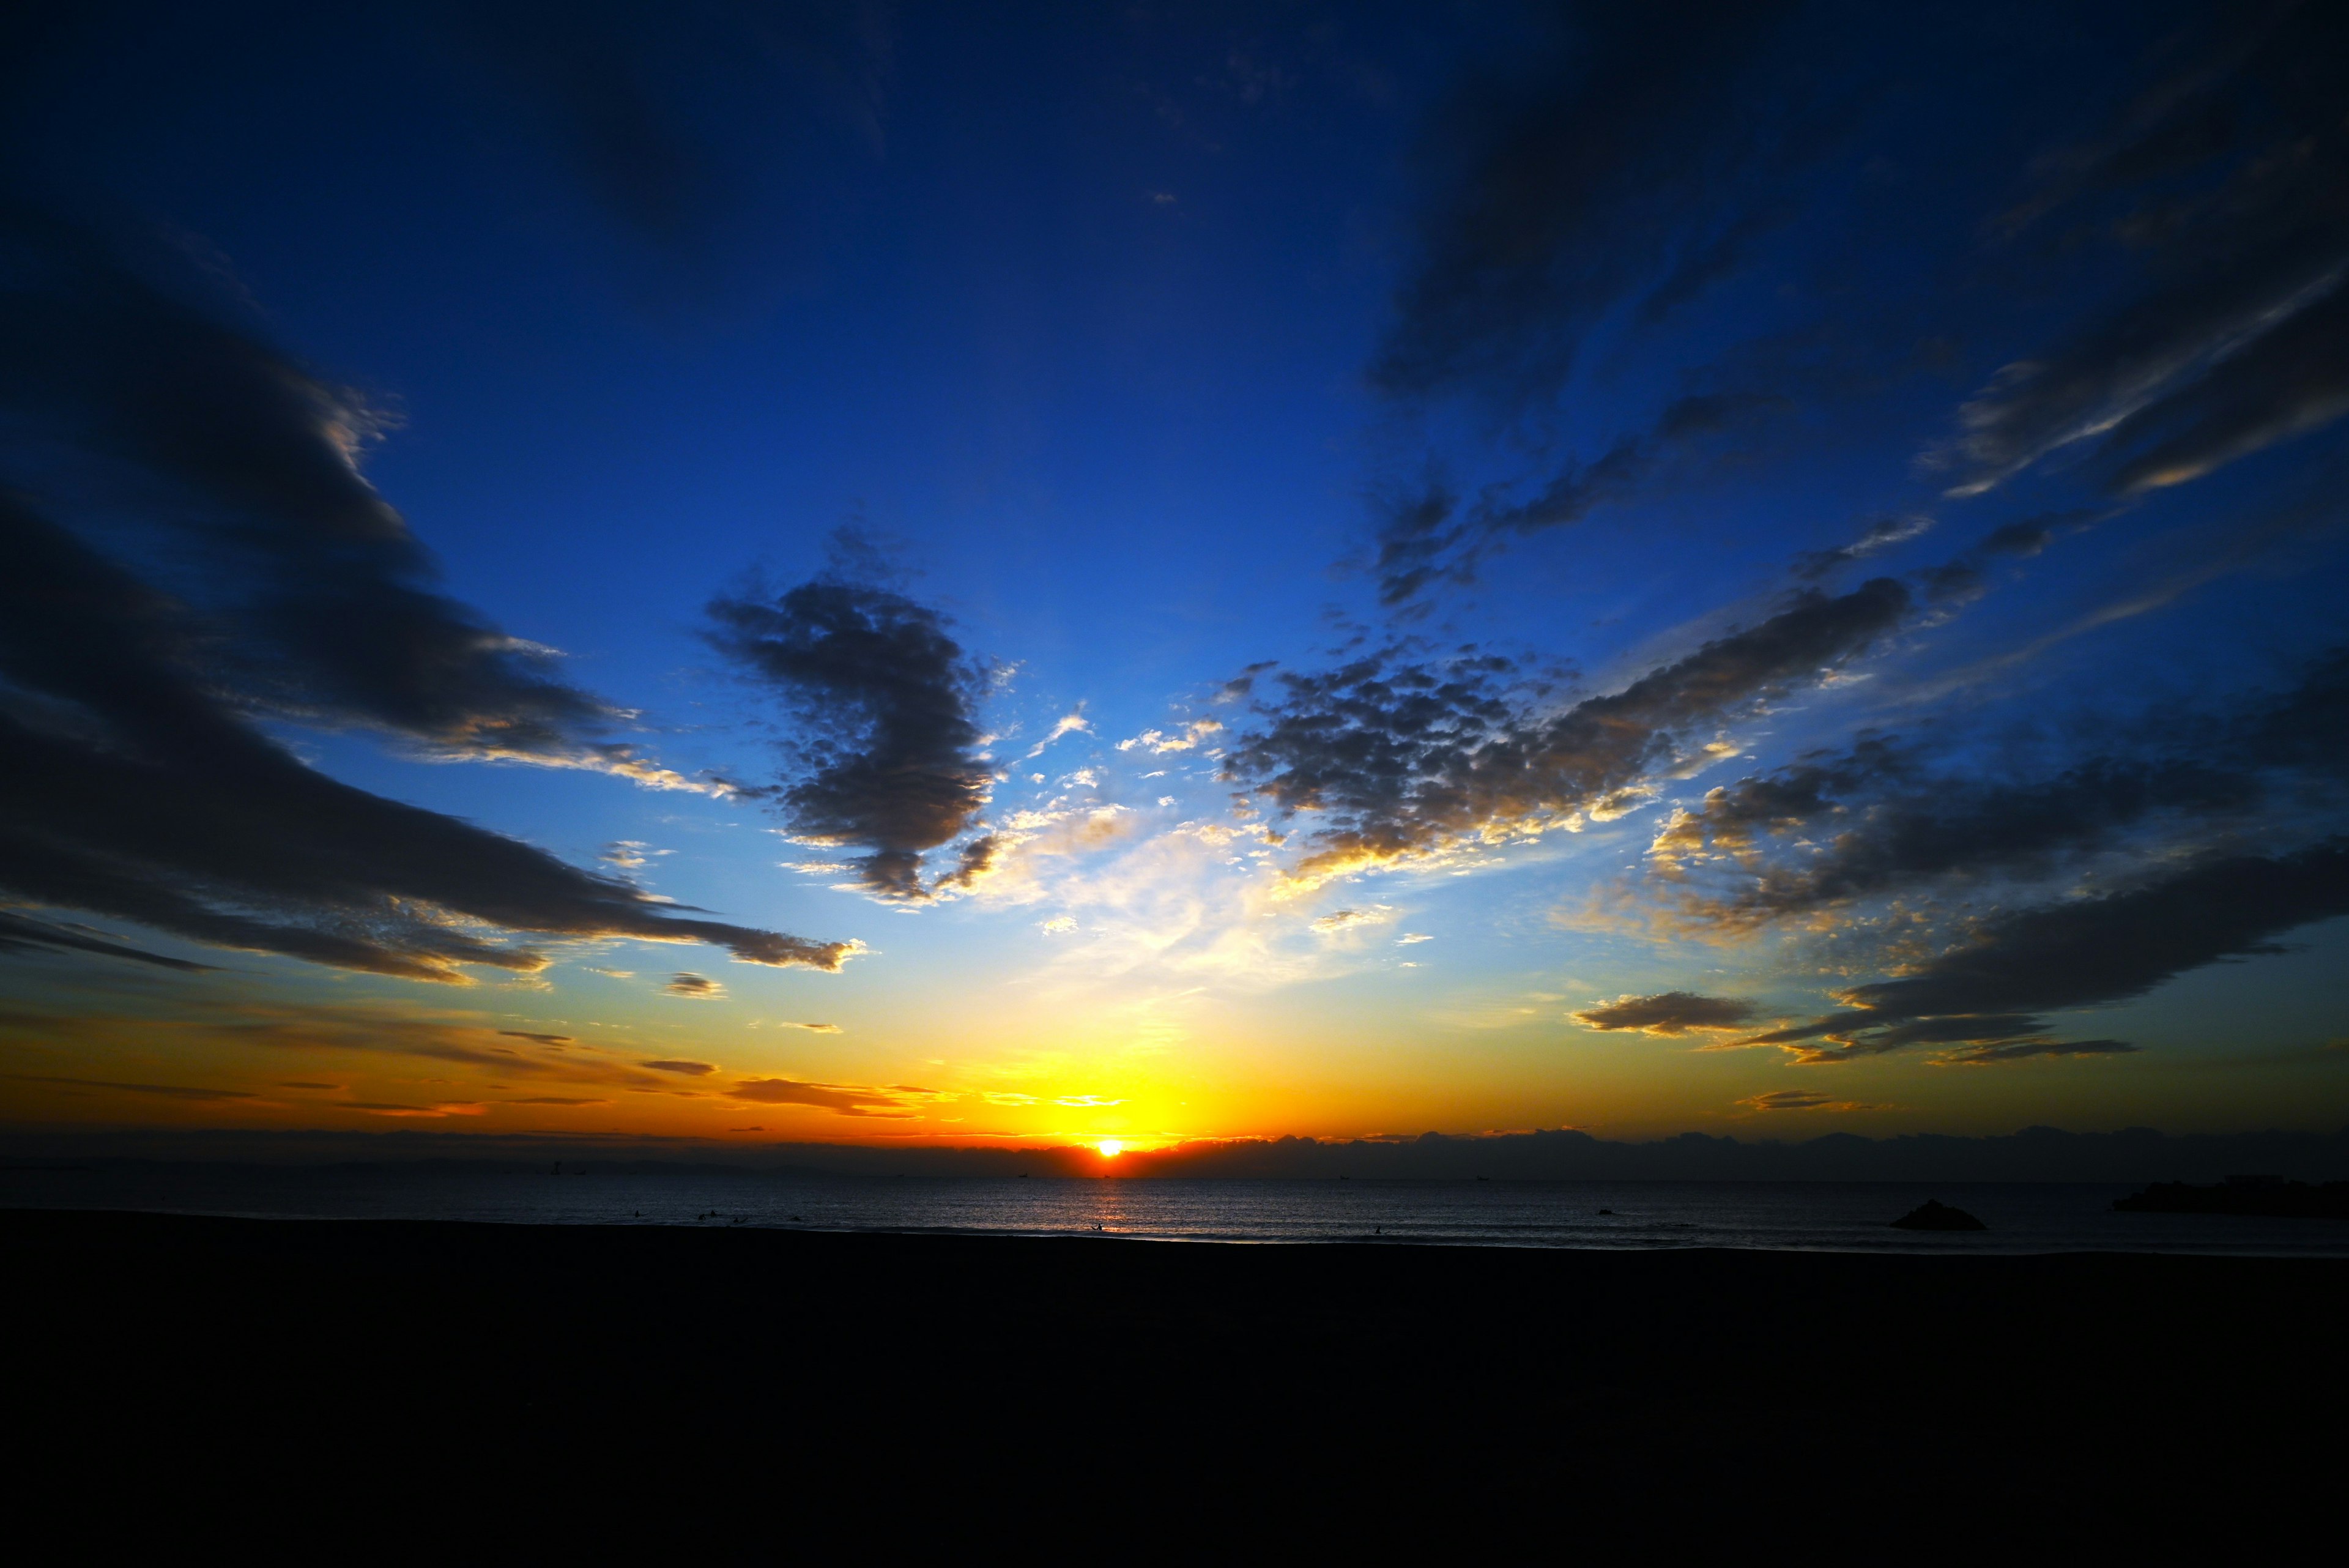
[5, 1163, 2346, 1255]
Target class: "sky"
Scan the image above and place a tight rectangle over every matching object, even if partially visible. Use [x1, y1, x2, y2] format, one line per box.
[3, 0, 2347, 1156]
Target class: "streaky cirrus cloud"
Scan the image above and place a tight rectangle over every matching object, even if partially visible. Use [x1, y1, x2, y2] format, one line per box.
[1735, 1089, 1878, 1113]
[724, 1076, 919, 1117]
[0, 909, 212, 972]
[708, 576, 996, 902]
[1944, 4, 2349, 498]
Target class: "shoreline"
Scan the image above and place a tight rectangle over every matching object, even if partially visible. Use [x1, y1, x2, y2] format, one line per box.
[6, 1185, 2345, 1258]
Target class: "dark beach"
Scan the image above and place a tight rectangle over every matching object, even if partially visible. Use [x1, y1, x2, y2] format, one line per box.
[10, 1209, 2342, 1550]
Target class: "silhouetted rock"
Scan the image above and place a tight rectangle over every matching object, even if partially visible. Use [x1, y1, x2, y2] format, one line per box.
[1891, 1199, 1987, 1231]
[2113, 1180, 2349, 1219]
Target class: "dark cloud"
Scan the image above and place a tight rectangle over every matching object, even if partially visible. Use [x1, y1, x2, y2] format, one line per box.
[497, 1031, 576, 1046]
[1371, 0, 1802, 407]
[1230, 579, 1910, 884]
[1373, 392, 1783, 603]
[1575, 991, 1758, 1036]
[708, 578, 995, 902]
[1950, 3, 2349, 496]
[1661, 750, 2263, 926]
[0, 908, 212, 972]
[1655, 647, 2349, 926]
[1836, 839, 2349, 1024]
[0, 227, 853, 981]
[1215, 661, 1280, 704]
[640, 1059, 717, 1076]
[662, 973, 723, 998]
[1978, 520, 2056, 559]
[0, 210, 643, 768]
[454, 0, 889, 269]
[2104, 284, 2349, 494]
[501, 1095, 610, 1106]
[725, 1076, 916, 1116]
[929, 834, 1000, 896]
[1941, 1038, 2138, 1066]
[8, 1072, 259, 1102]
[1735, 840, 2349, 1063]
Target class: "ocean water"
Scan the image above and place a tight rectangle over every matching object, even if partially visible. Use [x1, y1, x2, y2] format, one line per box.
[6, 1164, 2347, 1255]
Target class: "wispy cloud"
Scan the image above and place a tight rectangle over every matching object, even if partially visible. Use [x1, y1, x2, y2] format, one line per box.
[1022, 708, 1092, 759]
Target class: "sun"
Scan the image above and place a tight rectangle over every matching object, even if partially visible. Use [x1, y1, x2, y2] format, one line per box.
[1096, 1139, 1124, 1158]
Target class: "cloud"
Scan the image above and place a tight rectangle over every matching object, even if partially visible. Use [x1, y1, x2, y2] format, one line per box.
[0, 997, 743, 1100]
[1373, 392, 1784, 602]
[662, 973, 724, 999]
[1939, 1038, 2139, 1066]
[1310, 907, 1390, 934]
[1791, 515, 1934, 582]
[1655, 647, 2349, 927]
[724, 1076, 918, 1116]
[929, 834, 1001, 896]
[0, 218, 851, 983]
[501, 1096, 609, 1106]
[1215, 662, 1278, 704]
[1370, 1, 1802, 407]
[1730, 841, 2349, 1063]
[639, 1059, 717, 1075]
[498, 1031, 577, 1046]
[781, 1022, 842, 1033]
[7, 1072, 262, 1102]
[1040, 916, 1077, 935]
[1657, 748, 2261, 924]
[1574, 991, 1759, 1036]
[0, 210, 716, 788]
[1735, 1090, 1876, 1112]
[708, 576, 995, 902]
[0, 909, 211, 972]
[0, 491, 854, 982]
[1943, 5, 2349, 497]
[1832, 840, 2349, 1024]
[1022, 709, 1092, 759]
[1397, 932, 1432, 945]
[455, 1, 888, 273]
[1228, 579, 1910, 886]
[1117, 719, 1223, 754]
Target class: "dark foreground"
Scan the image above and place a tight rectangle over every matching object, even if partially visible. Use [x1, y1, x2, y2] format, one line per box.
[10, 1211, 2343, 1553]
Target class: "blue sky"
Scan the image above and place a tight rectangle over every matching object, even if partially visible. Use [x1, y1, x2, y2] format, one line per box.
[2, 1, 2345, 1149]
